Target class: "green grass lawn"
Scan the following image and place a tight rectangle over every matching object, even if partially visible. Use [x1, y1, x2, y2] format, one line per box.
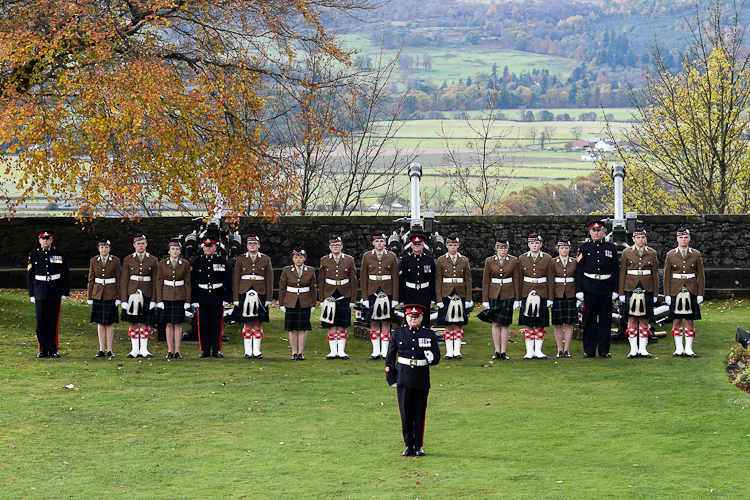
[1, 291, 748, 498]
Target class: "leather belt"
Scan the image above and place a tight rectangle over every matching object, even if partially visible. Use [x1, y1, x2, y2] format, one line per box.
[554, 277, 574, 283]
[523, 277, 547, 283]
[35, 273, 61, 281]
[164, 280, 185, 287]
[287, 286, 310, 294]
[397, 356, 428, 367]
[325, 278, 350, 286]
[627, 270, 652, 276]
[442, 278, 464, 283]
[95, 278, 116, 285]
[405, 281, 430, 290]
[198, 283, 223, 290]
[241, 274, 264, 281]
[368, 275, 391, 281]
[672, 273, 695, 279]
[129, 275, 152, 282]
[584, 273, 611, 280]
[491, 277, 513, 284]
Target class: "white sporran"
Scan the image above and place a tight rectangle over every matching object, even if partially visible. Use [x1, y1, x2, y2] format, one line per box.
[674, 286, 692, 315]
[445, 294, 465, 323]
[372, 292, 391, 320]
[628, 287, 647, 316]
[319, 296, 337, 324]
[127, 289, 144, 316]
[524, 290, 540, 318]
[242, 290, 261, 318]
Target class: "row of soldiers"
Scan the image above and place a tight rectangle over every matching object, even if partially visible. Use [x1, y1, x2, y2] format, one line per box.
[26, 222, 705, 361]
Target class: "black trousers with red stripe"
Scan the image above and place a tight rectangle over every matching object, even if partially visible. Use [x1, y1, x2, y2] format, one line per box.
[197, 303, 224, 355]
[397, 386, 430, 452]
[35, 298, 61, 354]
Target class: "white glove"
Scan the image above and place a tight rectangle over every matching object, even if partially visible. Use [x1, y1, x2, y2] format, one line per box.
[265, 301, 271, 307]
[233, 301, 239, 306]
[61, 295, 67, 301]
[121, 302, 129, 313]
[157, 302, 165, 309]
[349, 302, 355, 308]
[223, 307, 233, 317]
[576, 292, 584, 301]
[399, 302, 404, 306]
[185, 310, 194, 318]
[424, 350, 434, 363]
[191, 303, 199, 308]
[653, 297, 658, 304]
[391, 300, 398, 307]
[437, 302, 444, 308]
[665, 296, 671, 306]
[184, 303, 191, 310]
[546, 300, 553, 308]
[482, 302, 490, 309]
[465, 301, 473, 308]
[222, 301, 229, 306]
[576, 300, 582, 308]
[311, 307, 315, 313]
[115, 300, 121, 306]
[513, 300, 521, 310]
[149, 301, 156, 310]
[611, 292, 618, 301]
[619, 295, 625, 303]
[280, 306, 286, 312]
[87, 299, 93, 305]
[390, 383, 397, 388]
[362, 300, 369, 308]
[30, 297, 36, 304]
[697, 295, 703, 304]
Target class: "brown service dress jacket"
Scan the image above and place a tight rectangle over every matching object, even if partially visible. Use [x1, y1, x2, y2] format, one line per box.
[435, 253, 472, 301]
[87, 255, 121, 301]
[119, 252, 159, 301]
[233, 252, 274, 301]
[618, 246, 660, 294]
[360, 250, 399, 300]
[551, 255, 577, 299]
[482, 254, 521, 302]
[518, 252, 555, 300]
[318, 253, 358, 301]
[278, 265, 317, 308]
[664, 247, 705, 296]
[155, 258, 191, 302]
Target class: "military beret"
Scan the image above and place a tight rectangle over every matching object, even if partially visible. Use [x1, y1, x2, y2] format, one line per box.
[676, 226, 690, 236]
[446, 234, 459, 243]
[133, 233, 147, 242]
[292, 246, 306, 256]
[495, 237, 508, 246]
[557, 237, 570, 246]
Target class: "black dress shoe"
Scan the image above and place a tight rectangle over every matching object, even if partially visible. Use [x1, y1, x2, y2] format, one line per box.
[95, 351, 106, 358]
[255, 353, 262, 359]
[444, 354, 453, 360]
[165, 352, 174, 359]
[563, 351, 571, 358]
[583, 353, 593, 358]
[642, 353, 653, 358]
[491, 352, 501, 359]
[556, 351, 564, 358]
[244, 354, 252, 360]
[369, 354, 381, 360]
[339, 354, 349, 360]
[36, 352, 46, 358]
[291, 353, 298, 360]
[297, 353, 305, 360]
[174, 352, 183, 359]
[107, 351, 115, 358]
[601, 353, 612, 358]
[627, 353, 638, 359]
[198, 352, 207, 358]
[685, 352, 697, 358]
[50, 352, 60, 358]
[454, 354, 462, 359]
[212, 352, 224, 358]
[402, 447, 415, 456]
[415, 447, 425, 457]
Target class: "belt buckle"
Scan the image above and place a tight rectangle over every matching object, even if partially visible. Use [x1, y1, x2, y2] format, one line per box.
[409, 359, 418, 367]
[207, 283, 214, 290]
[138, 276, 145, 281]
[249, 276, 256, 280]
[414, 283, 421, 290]
[376, 276, 382, 281]
[45, 275, 51, 281]
[452, 278, 458, 283]
[637, 271, 643, 275]
[595, 274, 601, 280]
[335, 280, 342, 286]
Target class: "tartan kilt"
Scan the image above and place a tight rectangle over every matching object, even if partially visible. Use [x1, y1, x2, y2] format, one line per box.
[623, 289, 655, 320]
[160, 300, 187, 324]
[668, 293, 702, 321]
[231, 291, 270, 323]
[285, 301, 312, 331]
[434, 297, 469, 326]
[90, 299, 119, 326]
[519, 297, 550, 327]
[551, 297, 577, 325]
[121, 295, 155, 325]
[362, 291, 393, 323]
[477, 298, 514, 326]
[320, 296, 352, 328]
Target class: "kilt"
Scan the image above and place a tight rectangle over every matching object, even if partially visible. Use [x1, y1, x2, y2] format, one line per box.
[668, 293, 702, 320]
[623, 289, 655, 320]
[551, 297, 577, 325]
[90, 299, 119, 326]
[121, 295, 155, 325]
[320, 293, 352, 328]
[518, 297, 549, 327]
[160, 300, 186, 324]
[285, 300, 312, 331]
[231, 291, 270, 323]
[477, 298, 514, 326]
[434, 297, 469, 326]
[362, 291, 393, 323]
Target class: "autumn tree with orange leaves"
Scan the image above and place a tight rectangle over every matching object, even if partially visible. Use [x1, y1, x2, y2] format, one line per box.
[0, 0, 379, 220]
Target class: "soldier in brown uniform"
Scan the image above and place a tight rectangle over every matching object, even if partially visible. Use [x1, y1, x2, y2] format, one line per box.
[119, 234, 159, 358]
[155, 239, 191, 359]
[435, 234, 473, 359]
[318, 235, 358, 360]
[618, 228, 660, 359]
[518, 233, 555, 360]
[551, 237, 577, 358]
[664, 227, 705, 357]
[360, 230, 400, 360]
[87, 239, 121, 359]
[279, 246, 317, 360]
[233, 235, 274, 359]
[479, 237, 521, 360]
